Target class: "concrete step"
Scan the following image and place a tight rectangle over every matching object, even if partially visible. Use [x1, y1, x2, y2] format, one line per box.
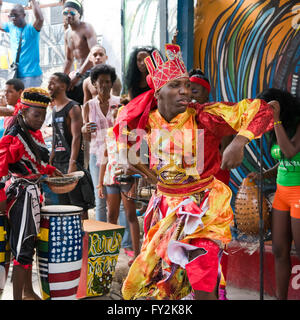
[226, 240, 300, 300]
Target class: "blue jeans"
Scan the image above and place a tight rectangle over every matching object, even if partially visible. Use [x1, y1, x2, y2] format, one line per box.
[119, 202, 132, 249]
[89, 153, 107, 222]
[19, 75, 42, 88]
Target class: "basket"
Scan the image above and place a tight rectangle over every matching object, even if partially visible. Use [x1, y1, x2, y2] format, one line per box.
[44, 171, 84, 194]
[234, 177, 271, 235]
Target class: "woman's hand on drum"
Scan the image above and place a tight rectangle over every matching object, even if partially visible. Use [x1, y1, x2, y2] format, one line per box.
[51, 168, 64, 177]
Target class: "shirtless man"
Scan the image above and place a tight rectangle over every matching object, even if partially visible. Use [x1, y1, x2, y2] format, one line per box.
[82, 44, 122, 104]
[62, 0, 97, 105]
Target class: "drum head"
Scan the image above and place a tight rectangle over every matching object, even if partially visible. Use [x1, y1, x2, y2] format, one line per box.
[41, 205, 83, 216]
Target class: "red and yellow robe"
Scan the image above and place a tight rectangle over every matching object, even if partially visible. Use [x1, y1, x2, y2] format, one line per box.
[118, 99, 273, 300]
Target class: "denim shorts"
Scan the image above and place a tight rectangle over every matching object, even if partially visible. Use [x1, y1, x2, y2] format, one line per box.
[106, 183, 132, 194]
[19, 75, 42, 88]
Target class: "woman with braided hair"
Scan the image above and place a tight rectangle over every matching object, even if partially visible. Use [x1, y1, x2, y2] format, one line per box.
[125, 46, 157, 100]
[0, 87, 62, 300]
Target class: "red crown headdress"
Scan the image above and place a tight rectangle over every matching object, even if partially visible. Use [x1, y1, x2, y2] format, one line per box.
[145, 44, 189, 91]
[114, 44, 188, 143]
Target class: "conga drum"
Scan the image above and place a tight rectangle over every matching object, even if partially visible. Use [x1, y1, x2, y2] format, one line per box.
[37, 205, 83, 300]
[0, 213, 10, 298]
[76, 220, 124, 299]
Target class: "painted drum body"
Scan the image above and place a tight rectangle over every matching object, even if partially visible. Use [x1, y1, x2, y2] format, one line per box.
[0, 214, 10, 298]
[77, 220, 124, 299]
[37, 205, 83, 300]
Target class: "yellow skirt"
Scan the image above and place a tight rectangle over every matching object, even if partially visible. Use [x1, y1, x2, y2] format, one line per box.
[122, 178, 233, 300]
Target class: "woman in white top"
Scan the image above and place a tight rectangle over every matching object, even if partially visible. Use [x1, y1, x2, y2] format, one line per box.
[98, 106, 140, 264]
[82, 64, 120, 221]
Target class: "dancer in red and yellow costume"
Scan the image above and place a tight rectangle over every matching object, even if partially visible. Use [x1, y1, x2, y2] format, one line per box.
[114, 44, 275, 300]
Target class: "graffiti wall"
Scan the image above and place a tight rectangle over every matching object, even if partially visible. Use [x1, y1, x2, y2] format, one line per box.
[194, 0, 300, 101]
[194, 0, 300, 225]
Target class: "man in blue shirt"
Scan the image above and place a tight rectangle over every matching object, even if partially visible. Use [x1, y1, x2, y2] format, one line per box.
[0, 0, 44, 88]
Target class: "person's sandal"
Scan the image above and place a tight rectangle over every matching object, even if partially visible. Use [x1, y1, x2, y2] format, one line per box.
[124, 248, 134, 257]
[128, 258, 134, 267]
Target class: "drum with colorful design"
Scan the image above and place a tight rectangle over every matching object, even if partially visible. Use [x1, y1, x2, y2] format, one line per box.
[76, 220, 124, 299]
[0, 213, 10, 298]
[37, 205, 83, 300]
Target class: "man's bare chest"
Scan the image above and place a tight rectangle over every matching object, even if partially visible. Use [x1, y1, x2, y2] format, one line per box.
[67, 31, 87, 49]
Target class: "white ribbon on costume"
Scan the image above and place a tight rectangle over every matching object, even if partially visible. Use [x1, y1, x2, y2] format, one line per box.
[165, 198, 194, 217]
[15, 184, 41, 261]
[165, 192, 211, 268]
[167, 239, 207, 269]
[178, 196, 209, 235]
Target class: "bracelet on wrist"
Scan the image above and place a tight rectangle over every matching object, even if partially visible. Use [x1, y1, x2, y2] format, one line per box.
[75, 71, 83, 79]
[69, 159, 77, 164]
[274, 121, 282, 126]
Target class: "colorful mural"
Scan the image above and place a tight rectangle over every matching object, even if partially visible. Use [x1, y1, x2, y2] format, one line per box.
[194, 0, 300, 100]
[194, 0, 300, 228]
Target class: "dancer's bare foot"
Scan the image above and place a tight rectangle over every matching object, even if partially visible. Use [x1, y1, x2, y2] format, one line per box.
[23, 290, 41, 300]
[23, 268, 41, 300]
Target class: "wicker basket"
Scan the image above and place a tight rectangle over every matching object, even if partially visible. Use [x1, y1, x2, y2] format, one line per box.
[44, 171, 84, 194]
[234, 177, 270, 235]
